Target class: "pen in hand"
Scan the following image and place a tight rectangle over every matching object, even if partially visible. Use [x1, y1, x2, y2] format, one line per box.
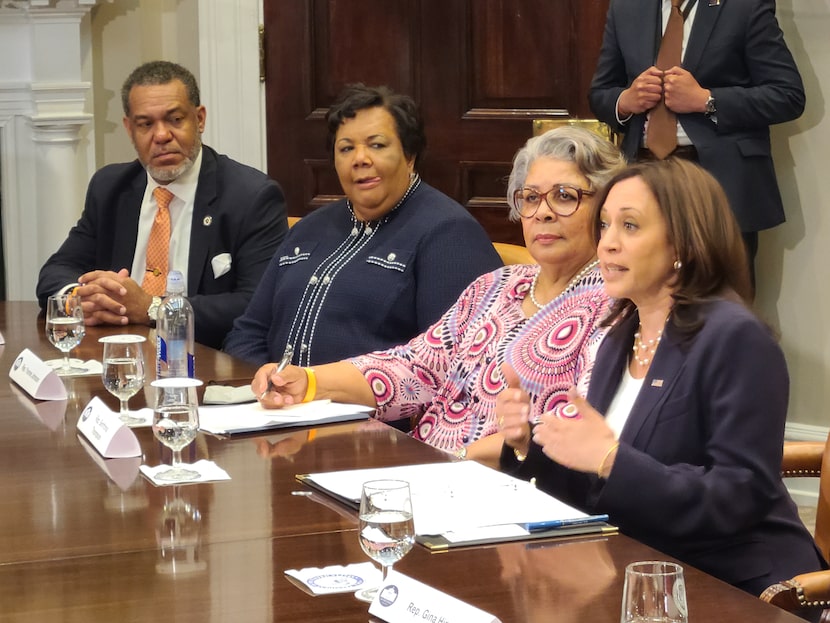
[259, 344, 294, 400]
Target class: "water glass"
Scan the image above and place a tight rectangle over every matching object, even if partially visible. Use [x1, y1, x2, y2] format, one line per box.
[100, 334, 146, 426]
[45, 292, 86, 375]
[151, 377, 203, 482]
[355, 479, 415, 602]
[621, 560, 688, 623]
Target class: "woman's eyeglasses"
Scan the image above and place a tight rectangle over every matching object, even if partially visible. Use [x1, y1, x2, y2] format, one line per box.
[513, 184, 594, 218]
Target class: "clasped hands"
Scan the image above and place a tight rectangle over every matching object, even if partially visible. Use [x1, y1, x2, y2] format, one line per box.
[75, 268, 153, 326]
[498, 364, 618, 477]
[618, 65, 709, 117]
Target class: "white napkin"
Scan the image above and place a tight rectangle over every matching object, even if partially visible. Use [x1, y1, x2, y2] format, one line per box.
[139, 459, 231, 486]
[203, 384, 256, 404]
[285, 562, 382, 595]
[43, 358, 102, 377]
[121, 407, 153, 428]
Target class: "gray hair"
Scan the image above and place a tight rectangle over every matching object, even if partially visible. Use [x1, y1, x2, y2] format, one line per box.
[506, 126, 626, 221]
[121, 61, 200, 116]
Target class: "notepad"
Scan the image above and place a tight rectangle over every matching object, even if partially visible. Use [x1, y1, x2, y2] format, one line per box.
[198, 399, 373, 435]
[298, 460, 616, 549]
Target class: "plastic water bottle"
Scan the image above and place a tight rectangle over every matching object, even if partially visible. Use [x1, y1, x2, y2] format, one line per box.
[156, 270, 195, 378]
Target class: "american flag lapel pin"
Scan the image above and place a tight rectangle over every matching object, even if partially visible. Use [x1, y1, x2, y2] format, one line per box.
[651, 379, 664, 387]
[708, 0, 721, 6]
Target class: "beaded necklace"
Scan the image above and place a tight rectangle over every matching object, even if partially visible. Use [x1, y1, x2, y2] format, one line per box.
[528, 258, 599, 310]
[632, 325, 663, 367]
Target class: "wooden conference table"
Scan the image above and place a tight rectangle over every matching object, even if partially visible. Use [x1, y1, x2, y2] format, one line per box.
[0, 301, 804, 622]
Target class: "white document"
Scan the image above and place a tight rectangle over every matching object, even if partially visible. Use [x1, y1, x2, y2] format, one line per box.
[304, 460, 593, 537]
[198, 400, 373, 435]
[9, 348, 67, 400]
[369, 570, 500, 623]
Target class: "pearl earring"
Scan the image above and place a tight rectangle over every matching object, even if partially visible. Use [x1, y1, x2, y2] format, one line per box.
[673, 259, 683, 271]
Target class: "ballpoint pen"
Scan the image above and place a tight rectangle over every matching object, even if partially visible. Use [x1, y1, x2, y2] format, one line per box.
[522, 514, 609, 532]
[259, 344, 294, 400]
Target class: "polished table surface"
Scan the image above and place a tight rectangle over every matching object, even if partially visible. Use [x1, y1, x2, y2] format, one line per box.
[0, 302, 805, 622]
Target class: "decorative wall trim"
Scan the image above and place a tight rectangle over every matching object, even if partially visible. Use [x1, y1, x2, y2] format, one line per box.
[197, 1, 265, 171]
[0, 1, 98, 300]
[785, 423, 829, 442]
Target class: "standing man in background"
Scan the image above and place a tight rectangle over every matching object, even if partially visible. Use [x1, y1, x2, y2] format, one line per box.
[37, 61, 287, 348]
[589, 0, 804, 283]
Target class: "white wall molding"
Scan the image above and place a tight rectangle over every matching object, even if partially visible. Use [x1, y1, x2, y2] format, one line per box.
[0, 0, 99, 300]
[197, 0, 265, 171]
[785, 423, 829, 442]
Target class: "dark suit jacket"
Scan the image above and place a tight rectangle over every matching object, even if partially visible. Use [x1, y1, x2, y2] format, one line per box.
[36, 146, 287, 349]
[589, 0, 805, 232]
[503, 299, 826, 594]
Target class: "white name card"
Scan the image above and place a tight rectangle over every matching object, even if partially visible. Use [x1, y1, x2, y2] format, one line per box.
[9, 348, 67, 401]
[77, 434, 141, 490]
[10, 384, 67, 431]
[369, 570, 501, 623]
[77, 396, 141, 458]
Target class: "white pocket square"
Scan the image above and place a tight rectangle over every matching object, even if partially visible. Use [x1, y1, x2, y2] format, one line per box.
[211, 253, 232, 279]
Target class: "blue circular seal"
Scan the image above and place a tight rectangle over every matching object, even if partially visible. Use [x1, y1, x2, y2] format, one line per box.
[307, 573, 364, 590]
[378, 584, 399, 607]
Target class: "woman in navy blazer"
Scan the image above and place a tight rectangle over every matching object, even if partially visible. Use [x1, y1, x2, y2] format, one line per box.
[499, 159, 826, 616]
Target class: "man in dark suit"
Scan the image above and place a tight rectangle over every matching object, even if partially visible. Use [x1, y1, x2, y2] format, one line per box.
[37, 61, 287, 349]
[589, 0, 804, 276]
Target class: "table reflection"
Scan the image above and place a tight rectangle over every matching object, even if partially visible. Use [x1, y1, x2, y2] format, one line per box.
[156, 486, 206, 575]
[498, 538, 620, 622]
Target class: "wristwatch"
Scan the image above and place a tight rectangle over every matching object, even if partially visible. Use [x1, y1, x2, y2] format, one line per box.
[147, 296, 162, 327]
[704, 94, 717, 117]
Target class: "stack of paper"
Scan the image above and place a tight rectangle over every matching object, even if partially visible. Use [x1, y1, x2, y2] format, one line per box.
[299, 461, 615, 549]
[198, 400, 373, 435]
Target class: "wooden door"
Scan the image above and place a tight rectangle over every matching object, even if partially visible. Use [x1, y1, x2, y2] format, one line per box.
[263, 0, 610, 244]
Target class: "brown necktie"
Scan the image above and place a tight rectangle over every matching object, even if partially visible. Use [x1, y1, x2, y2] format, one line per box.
[646, 0, 683, 159]
[143, 186, 173, 295]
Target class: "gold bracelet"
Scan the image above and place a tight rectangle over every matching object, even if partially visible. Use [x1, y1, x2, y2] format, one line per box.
[302, 367, 317, 403]
[513, 447, 527, 463]
[597, 441, 620, 479]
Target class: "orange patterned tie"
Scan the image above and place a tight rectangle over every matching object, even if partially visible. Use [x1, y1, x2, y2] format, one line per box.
[143, 186, 173, 295]
[646, 0, 683, 159]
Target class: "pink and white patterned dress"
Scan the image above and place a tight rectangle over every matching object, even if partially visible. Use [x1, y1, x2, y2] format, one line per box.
[349, 264, 610, 452]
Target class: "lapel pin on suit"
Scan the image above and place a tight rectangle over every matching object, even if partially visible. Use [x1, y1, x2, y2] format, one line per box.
[708, 0, 721, 6]
[651, 379, 664, 387]
[203, 216, 212, 226]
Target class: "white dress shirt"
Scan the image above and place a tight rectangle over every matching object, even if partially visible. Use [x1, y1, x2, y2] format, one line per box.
[132, 147, 203, 293]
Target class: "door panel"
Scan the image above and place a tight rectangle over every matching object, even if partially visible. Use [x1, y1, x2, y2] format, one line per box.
[264, 0, 610, 244]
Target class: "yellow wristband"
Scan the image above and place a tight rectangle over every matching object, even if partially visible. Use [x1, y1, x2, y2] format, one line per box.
[302, 367, 316, 403]
[597, 441, 620, 479]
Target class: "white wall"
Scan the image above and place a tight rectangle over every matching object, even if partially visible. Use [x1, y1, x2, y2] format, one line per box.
[761, 0, 830, 436]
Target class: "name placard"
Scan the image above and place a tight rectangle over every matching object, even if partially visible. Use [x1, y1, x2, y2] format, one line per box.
[77, 396, 141, 458]
[368, 570, 500, 623]
[9, 348, 67, 401]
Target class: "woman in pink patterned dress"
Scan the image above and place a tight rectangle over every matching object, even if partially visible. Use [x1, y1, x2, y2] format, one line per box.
[253, 127, 625, 462]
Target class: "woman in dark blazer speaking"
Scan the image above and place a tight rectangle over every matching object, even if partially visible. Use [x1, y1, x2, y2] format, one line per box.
[498, 159, 826, 614]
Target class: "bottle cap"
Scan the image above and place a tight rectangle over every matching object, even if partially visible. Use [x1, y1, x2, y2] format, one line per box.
[165, 270, 185, 294]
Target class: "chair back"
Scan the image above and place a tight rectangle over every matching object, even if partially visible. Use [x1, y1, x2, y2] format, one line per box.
[817, 436, 830, 560]
[493, 242, 535, 265]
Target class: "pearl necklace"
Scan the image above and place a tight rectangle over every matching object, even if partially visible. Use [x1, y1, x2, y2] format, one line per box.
[632, 324, 663, 367]
[529, 259, 599, 310]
